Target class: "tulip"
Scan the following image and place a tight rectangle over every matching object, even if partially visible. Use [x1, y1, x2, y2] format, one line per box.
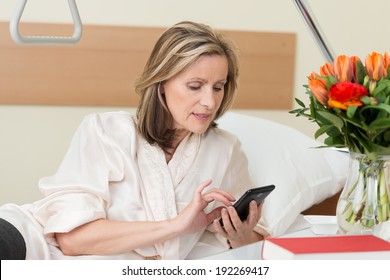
[328, 82, 369, 110]
[384, 52, 390, 78]
[334, 55, 354, 82]
[308, 72, 329, 106]
[365, 52, 387, 81]
[320, 62, 335, 77]
[349, 56, 362, 82]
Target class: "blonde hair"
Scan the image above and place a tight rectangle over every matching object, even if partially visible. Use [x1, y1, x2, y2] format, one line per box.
[135, 21, 239, 150]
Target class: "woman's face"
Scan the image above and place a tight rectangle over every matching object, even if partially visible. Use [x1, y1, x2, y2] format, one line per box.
[162, 54, 228, 136]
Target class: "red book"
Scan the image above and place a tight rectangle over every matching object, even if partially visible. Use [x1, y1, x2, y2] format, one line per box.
[262, 235, 390, 260]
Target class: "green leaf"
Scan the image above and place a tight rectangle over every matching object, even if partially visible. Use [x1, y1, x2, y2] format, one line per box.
[294, 98, 306, 108]
[364, 142, 390, 158]
[344, 115, 368, 130]
[314, 125, 334, 139]
[368, 118, 390, 132]
[348, 132, 390, 159]
[289, 108, 301, 114]
[328, 75, 338, 85]
[347, 106, 358, 118]
[385, 96, 390, 105]
[361, 96, 371, 105]
[384, 130, 390, 142]
[372, 82, 388, 97]
[326, 126, 342, 137]
[377, 107, 389, 120]
[289, 106, 312, 118]
[356, 60, 367, 84]
[361, 103, 390, 115]
[321, 75, 338, 90]
[375, 80, 390, 99]
[317, 110, 344, 129]
[323, 136, 346, 147]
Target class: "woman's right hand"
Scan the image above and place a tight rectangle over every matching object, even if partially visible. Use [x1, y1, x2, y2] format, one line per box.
[172, 179, 235, 235]
[55, 180, 235, 256]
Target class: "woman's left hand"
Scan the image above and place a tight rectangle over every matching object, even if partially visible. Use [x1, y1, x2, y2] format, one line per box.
[213, 200, 263, 248]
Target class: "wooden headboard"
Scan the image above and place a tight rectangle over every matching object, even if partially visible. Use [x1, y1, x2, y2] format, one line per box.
[0, 22, 296, 109]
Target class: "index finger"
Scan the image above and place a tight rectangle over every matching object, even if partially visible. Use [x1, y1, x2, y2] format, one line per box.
[203, 191, 235, 206]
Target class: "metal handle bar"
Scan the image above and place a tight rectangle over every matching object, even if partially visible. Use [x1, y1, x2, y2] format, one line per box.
[293, 0, 334, 62]
[9, 0, 82, 45]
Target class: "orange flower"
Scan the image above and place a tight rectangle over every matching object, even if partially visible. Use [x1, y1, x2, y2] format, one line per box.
[328, 82, 369, 110]
[384, 52, 390, 74]
[308, 72, 328, 105]
[349, 56, 362, 82]
[334, 55, 354, 82]
[320, 62, 335, 76]
[365, 52, 387, 81]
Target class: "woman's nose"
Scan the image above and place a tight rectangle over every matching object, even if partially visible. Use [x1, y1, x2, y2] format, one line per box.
[199, 89, 216, 109]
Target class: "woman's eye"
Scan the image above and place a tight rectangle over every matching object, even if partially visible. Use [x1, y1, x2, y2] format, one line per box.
[188, 85, 201, 91]
[214, 87, 223, 92]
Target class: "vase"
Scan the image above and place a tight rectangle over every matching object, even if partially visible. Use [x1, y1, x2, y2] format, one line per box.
[336, 152, 390, 234]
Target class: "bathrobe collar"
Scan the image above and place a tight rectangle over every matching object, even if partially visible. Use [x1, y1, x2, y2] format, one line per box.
[137, 132, 201, 259]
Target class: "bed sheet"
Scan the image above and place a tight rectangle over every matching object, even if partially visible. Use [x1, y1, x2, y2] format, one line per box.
[200, 214, 315, 260]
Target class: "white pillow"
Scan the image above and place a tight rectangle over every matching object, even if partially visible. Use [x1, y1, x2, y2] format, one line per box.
[217, 112, 348, 237]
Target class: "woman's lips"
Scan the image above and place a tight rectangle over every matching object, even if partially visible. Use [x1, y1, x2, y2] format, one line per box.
[193, 113, 210, 121]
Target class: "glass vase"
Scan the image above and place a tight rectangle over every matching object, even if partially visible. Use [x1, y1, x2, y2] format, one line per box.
[336, 152, 390, 234]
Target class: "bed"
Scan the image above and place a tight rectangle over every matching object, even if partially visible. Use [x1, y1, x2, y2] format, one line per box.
[0, 22, 346, 237]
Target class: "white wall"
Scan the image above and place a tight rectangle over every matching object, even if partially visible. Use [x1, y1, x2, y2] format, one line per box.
[0, 0, 389, 204]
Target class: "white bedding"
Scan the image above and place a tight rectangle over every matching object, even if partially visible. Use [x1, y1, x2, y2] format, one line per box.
[218, 112, 349, 237]
[199, 214, 312, 260]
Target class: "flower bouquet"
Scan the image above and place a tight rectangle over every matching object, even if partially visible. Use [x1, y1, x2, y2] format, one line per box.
[290, 52, 390, 233]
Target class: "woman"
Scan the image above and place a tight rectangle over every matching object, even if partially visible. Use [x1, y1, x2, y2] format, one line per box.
[0, 21, 263, 260]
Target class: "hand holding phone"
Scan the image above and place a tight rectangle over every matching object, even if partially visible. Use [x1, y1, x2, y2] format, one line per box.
[220, 184, 275, 225]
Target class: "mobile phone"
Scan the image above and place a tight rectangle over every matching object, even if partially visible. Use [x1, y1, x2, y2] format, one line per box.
[219, 185, 275, 225]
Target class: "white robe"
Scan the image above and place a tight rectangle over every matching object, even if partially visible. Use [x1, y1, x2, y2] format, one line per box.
[0, 111, 255, 260]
